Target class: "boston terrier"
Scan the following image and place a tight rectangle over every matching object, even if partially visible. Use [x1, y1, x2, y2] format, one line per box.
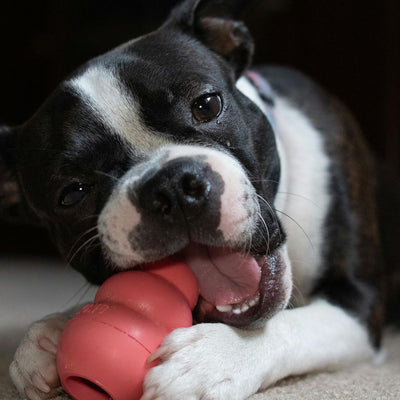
[3, 0, 394, 399]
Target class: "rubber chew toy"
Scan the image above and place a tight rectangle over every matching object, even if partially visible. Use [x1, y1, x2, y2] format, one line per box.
[56, 258, 199, 400]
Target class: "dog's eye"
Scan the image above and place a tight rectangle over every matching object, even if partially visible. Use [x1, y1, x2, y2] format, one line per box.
[192, 93, 222, 122]
[59, 182, 92, 207]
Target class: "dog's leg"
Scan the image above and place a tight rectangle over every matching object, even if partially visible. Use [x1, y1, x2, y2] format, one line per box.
[9, 305, 84, 400]
[142, 299, 375, 400]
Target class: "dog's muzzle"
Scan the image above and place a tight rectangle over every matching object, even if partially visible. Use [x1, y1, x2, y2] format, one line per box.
[98, 145, 291, 327]
[132, 158, 215, 224]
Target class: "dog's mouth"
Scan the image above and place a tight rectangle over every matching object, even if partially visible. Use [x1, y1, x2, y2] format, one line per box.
[170, 242, 288, 327]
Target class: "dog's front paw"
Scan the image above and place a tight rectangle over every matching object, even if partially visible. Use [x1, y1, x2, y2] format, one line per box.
[9, 314, 68, 400]
[142, 323, 262, 400]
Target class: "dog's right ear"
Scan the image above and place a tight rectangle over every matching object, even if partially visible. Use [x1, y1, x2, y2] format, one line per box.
[0, 125, 23, 223]
[165, 0, 254, 78]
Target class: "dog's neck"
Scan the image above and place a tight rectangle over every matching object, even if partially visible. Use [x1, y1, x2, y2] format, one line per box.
[237, 72, 332, 299]
[245, 71, 277, 132]
[236, 73, 288, 206]
[237, 73, 277, 133]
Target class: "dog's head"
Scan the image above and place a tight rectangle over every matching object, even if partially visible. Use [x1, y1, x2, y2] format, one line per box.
[0, 0, 292, 327]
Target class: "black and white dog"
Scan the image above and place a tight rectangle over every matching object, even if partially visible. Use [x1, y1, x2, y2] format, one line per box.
[3, 0, 394, 399]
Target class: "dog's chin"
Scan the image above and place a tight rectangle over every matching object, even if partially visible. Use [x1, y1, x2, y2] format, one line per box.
[136, 242, 291, 328]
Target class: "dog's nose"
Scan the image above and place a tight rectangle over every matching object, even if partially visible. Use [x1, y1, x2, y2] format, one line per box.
[135, 159, 211, 220]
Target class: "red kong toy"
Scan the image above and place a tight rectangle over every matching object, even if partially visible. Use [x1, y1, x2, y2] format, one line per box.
[56, 258, 199, 400]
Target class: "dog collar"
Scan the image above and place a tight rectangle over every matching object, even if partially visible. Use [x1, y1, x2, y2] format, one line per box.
[246, 70, 277, 134]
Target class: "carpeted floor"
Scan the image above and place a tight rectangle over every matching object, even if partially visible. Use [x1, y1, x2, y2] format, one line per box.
[1, 258, 399, 400]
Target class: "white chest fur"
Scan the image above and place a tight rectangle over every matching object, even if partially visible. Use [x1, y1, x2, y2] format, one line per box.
[237, 77, 331, 301]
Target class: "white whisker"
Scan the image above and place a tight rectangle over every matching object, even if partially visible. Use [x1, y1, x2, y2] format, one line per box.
[256, 211, 270, 254]
[68, 234, 100, 265]
[275, 209, 315, 251]
[66, 226, 99, 261]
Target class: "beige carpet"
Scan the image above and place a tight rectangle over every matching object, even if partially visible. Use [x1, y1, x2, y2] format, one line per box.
[1, 258, 399, 400]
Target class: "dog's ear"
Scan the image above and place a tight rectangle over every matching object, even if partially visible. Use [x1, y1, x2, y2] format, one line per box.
[0, 125, 24, 223]
[165, 0, 254, 78]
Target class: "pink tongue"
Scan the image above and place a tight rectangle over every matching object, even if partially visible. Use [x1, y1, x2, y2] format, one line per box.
[183, 244, 261, 306]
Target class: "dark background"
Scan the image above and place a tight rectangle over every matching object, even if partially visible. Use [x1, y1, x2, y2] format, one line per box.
[0, 0, 399, 257]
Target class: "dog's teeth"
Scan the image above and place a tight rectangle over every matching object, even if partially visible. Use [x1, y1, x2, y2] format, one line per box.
[241, 304, 249, 312]
[249, 294, 260, 307]
[216, 305, 233, 312]
[232, 304, 247, 314]
[215, 293, 260, 314]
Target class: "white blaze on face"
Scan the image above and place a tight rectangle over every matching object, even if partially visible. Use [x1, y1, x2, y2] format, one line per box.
[98, 144, 260, 268]
[69, 65, 171, 154]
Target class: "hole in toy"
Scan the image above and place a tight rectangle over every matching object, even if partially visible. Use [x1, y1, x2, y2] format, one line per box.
[66, 376, 112, 400]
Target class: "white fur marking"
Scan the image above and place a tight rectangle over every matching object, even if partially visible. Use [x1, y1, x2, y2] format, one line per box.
[69, 66, 170, 153]
[279, 244, 293, 306]
[273, 98, 331, 297]
[98, 182, 144, 267]
[236, 77, 269, 115]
